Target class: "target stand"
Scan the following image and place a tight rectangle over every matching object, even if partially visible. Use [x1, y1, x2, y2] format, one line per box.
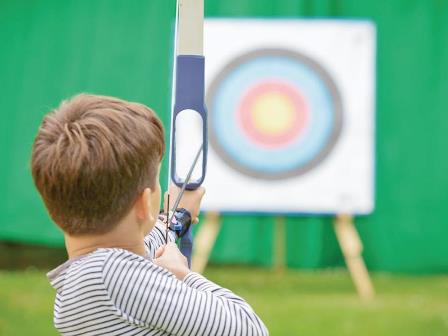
[192, 213, 375, 300]
[333, 214, 375, 300]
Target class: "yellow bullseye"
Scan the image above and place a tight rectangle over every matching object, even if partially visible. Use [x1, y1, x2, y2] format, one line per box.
[250, 92, 296, 136]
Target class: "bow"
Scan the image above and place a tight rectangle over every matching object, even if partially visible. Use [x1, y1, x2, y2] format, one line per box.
[168, 0, 207, 268]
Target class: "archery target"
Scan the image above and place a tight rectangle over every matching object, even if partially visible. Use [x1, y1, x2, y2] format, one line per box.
[207, 49, 343, 179]
[199, 19, 375, 214]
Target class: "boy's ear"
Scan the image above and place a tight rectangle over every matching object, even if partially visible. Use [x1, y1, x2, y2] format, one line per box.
[136, 188, 153, 222]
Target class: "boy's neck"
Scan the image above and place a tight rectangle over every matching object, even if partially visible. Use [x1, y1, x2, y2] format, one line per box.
[64, 217, 148, 259]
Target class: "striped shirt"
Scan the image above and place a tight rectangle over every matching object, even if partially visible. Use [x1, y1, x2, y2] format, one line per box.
[47, 221, 269, 335]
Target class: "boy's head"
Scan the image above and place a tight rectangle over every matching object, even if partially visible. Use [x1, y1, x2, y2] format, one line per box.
[31, 94, 165, 236]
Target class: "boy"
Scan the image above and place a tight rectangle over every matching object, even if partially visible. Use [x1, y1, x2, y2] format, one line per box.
[31, 94, 268, 335]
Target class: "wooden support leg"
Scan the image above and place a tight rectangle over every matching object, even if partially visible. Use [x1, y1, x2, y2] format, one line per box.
[273, 216, 286, 272]
[334, 214, 375, 300]
[192, 212, 221, 274]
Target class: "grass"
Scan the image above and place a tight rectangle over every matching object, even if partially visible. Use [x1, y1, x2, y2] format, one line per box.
[0, 266, 447, 335]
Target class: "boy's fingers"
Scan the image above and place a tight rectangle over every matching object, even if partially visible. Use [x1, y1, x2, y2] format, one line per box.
[165, 242, 182, 254]
[153, 258, 162, 268]
[165, 242, 178, 250]
[155, 246, 165, 258]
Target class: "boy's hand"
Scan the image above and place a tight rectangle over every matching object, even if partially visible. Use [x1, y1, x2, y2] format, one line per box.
[164, 185, 205, 223]
[153, 243, 190, 280]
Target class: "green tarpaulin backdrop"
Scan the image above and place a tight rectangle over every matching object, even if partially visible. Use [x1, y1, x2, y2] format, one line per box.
[1, 0, 447, 273]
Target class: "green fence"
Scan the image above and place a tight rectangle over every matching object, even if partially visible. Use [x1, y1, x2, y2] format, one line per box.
[1, 0, 447, 273]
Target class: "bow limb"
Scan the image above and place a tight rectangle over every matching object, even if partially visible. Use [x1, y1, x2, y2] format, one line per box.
[169, 0, 207, 268]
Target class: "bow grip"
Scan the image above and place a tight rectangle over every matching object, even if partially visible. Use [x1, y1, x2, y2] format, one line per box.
[170, 55, 208, 191]
[179, 227, 193, 268]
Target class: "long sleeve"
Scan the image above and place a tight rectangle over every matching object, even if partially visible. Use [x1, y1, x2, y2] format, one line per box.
[102, 249, 269, 336]
[144, 218, 176, 259]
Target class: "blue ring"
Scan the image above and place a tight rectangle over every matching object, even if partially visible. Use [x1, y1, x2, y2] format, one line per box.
[207, 49, 343, 179]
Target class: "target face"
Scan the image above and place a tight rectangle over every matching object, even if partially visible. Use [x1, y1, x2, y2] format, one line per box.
[207, 49, 343, 179]
[201, 19, 375, 214]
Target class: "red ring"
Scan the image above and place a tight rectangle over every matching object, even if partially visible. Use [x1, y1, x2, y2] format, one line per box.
[237, 80, 309, 148]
